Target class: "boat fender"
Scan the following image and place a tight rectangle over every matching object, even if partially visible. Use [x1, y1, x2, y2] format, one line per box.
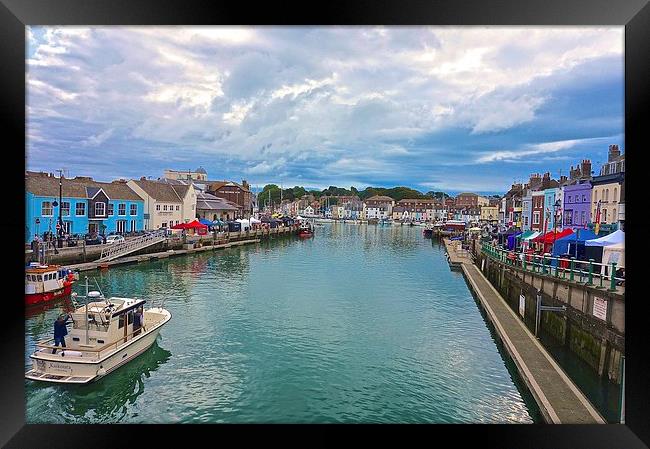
[97, 366, 106, 376]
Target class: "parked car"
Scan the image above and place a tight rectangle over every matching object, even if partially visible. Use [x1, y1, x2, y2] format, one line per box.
[106, 235, 125, 245]
[85, 234, 103, 245]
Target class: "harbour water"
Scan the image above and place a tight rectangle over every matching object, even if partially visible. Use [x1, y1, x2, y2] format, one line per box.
[26, 223, 537, 423]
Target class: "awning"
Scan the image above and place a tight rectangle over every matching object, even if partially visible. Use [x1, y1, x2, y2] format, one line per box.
[585, 229, 624, 247]
[533, 229, 573, 243]
[552, 228, 598, 257]
[185, 220, 208, 230]
[198, 218, 213, 226]
[517, 230, 534, 240]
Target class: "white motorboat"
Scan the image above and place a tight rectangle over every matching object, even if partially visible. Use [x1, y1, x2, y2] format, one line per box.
[25, 281, 171, 384]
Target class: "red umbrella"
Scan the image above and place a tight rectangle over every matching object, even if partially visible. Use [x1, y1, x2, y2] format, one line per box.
[171, 222, 190, 230]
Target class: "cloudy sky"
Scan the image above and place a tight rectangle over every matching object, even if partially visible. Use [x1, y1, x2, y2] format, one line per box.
[26, 26, 624, 195]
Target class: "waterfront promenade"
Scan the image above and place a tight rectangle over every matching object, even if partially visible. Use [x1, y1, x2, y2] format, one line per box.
[443, 238, 605, 424]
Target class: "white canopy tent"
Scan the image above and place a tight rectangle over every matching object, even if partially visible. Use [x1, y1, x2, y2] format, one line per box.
[236, 218, 251, 229]
[601, 242, 625, 275]
[249, 217, 261, 224]
[585, 229, 624, 247]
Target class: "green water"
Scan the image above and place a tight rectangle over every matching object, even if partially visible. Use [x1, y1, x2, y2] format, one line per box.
[25, 223, 536, 423]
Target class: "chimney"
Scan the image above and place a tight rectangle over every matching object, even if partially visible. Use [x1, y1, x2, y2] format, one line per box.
[581, 159, 592, 178]
[140, 176, 147, 181]
[608, 144, 620, 162]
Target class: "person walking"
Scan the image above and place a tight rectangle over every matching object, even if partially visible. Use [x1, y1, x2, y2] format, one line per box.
[52, 314, 71, 354]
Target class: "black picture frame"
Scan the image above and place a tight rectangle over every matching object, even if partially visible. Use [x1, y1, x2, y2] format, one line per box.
[2, 0, 648, 447]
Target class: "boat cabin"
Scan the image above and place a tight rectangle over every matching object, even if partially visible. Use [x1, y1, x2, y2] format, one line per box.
[25, 263, 70, 294]
[66, 294, 147, 350]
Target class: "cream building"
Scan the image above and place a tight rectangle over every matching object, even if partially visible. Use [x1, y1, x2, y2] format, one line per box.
[591, 173, 624, 225]
[126, 178, 196, 230]
[480, 205, 499, 222]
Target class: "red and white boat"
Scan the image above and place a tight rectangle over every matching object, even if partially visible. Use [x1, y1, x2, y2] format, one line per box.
[297, 222, 314, 238]
[25, 263, 76, 307]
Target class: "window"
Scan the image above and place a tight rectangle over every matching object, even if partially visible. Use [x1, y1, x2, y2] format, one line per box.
[161, 222, 167, 228]
[582, 195, 586, 202]
[603, 209, 608, 223]
[156, 204, 160, 211]
[119, 315, 125, 329]
[107, 203, 114, 216]
[533, 211, 540, 225]
[118, 203, 126, 216]
[594, 190, 598, 202]
[61, 201, 70, 216]
[95, 202, 106, 216]
[130, 204, 137, 216]
[41, 201, 55, 216]
[176, 205, 180, 211]
[581, 211, 586, 225]
[163, 205, 168, 211]
[76, 203, 86, 216]
[605, 189, 609, 202]
[128, 311, 134, 325]
[613, 188, 617, 202]
[130, 220, 136, 232]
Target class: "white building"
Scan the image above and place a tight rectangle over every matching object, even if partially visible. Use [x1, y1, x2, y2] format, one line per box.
[126, 178, 196, 230]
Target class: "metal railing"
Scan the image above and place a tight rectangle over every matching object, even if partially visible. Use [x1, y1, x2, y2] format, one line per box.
[97, 230, 167, 262]
[481, 243, 624, 292]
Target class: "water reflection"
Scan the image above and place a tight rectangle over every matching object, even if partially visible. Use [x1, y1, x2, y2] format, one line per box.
[26, 342, 172, 423]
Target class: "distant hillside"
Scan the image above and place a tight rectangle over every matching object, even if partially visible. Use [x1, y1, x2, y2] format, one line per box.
[256, 184, 452, 205]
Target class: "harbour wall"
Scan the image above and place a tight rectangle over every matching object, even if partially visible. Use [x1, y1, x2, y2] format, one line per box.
[475, 250, 624, 384]
[27, 226, 297, 266]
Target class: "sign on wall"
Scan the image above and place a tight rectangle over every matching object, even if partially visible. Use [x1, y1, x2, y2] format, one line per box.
[592, 296, 608, 321]
[519, 294, 526, 318]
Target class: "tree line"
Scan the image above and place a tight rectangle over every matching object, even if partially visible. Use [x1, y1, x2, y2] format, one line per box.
[255, 184, 451, 206]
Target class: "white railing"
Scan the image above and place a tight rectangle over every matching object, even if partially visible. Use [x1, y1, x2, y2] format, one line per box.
[97, 230, 167, 262]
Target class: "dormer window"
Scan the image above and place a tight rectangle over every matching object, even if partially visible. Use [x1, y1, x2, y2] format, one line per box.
[95, 202, 106, 217]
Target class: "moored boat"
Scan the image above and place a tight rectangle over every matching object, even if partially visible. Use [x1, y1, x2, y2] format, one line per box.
[25, 282, 171, 384]
[25, 263, 77, 307]
[297, 222, 314, 238]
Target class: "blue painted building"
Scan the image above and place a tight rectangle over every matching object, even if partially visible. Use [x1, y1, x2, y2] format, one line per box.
[26, 172, 145, 242]
[543, 187, 561, 231]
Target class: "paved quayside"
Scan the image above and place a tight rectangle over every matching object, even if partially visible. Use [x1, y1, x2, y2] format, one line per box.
[443, 238, 605, 424]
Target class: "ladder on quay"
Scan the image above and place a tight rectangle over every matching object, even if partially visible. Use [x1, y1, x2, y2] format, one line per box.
[96, 230, 168, 262]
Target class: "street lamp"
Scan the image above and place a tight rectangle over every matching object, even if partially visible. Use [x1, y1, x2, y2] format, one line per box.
[552, 198, 561, 260]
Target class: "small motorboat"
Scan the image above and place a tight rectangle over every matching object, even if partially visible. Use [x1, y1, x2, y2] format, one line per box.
[297, 222, 314, 238]
[25, 263, 77, 307]
[423, 224, 434, 237]
[25, 280, 171, 384]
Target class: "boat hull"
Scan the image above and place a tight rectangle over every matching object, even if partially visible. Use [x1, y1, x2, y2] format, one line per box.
[26, 310, 170, 384]
[25, 283, 73, 307]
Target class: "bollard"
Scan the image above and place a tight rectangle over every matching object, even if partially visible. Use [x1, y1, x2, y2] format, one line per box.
[570, 257, 575, 281]
[609, 262, 617, 291]
[587, 259, 594, 285]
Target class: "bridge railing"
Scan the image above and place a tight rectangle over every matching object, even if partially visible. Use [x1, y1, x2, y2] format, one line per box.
[98, 230, 167, 261]
[481, 243, 624, 292]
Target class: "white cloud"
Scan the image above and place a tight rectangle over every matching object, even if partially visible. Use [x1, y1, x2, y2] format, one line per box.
[26, 26, 623, 189]
[475, 136, 614, 163]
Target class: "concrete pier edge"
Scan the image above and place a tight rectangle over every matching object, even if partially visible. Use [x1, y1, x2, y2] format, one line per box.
[443, 238, 605, 424]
